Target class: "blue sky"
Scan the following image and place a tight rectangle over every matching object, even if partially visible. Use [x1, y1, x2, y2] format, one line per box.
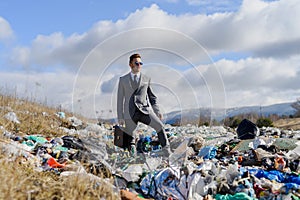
[0, 0, 299, 120]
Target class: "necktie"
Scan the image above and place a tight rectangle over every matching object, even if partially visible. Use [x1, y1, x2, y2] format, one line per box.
[134, 75, 138, 84]
[133, 75, 138, 89]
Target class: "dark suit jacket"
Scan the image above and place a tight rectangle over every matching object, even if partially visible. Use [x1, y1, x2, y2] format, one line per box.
[117, 72, 160, 121]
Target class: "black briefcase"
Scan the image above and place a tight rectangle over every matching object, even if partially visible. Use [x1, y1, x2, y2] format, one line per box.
[113, 125, 133, 150]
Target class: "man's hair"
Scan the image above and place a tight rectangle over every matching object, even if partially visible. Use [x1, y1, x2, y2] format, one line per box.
[129, 53, 141, 64]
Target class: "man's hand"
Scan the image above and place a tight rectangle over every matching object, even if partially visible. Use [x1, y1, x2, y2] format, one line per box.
[158, 113, 163, 120]
[118, 119, 125, 126]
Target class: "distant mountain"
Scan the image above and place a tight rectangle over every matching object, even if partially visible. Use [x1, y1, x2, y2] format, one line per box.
[164, 108, 211, 125]
[225, 102, 296, 118]
[164, 102, 297, 124]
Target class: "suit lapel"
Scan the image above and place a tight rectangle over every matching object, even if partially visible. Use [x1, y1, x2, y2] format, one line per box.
[126, 72, 137, 90]
[126, 72, 143, 90]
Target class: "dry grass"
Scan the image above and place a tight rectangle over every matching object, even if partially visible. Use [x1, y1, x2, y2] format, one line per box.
[0, 156, 118, 200]
[0, 94, 120, 200]
[0, 95, 68, 137]
[273, 117, 300, 130]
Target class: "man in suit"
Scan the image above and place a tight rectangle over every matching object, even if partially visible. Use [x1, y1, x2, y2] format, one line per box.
[117, 53, 171, 157]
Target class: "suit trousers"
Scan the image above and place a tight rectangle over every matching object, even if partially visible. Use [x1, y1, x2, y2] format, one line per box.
[124, 110, 169, 147]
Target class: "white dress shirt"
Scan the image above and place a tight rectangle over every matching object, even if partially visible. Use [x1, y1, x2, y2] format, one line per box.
[130, 72, 140, 82]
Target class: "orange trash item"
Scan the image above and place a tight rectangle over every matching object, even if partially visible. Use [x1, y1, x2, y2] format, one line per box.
[274, 156, 286, 171]
[237, 156, 243, 163]
[47, 157, 66, 168]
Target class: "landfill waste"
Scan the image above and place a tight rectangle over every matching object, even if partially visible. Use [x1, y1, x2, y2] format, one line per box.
[56, 111, 66, 119]
[0, 114, 300, 200]
[4, 111, 20, 124]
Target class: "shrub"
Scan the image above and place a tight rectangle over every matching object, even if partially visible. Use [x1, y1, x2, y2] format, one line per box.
[256, 117, 273, 128]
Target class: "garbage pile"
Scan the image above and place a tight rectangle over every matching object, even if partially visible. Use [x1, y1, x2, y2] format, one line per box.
[0, 112, 299, 200]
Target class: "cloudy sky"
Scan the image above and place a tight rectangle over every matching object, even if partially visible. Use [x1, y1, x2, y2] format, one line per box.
[0, 0, 299, 120]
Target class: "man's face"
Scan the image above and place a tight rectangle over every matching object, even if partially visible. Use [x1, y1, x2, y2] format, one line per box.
[130, 57, 142, 73]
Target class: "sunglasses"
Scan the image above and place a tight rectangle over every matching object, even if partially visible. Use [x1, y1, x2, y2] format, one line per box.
[134, 61, 143, 66]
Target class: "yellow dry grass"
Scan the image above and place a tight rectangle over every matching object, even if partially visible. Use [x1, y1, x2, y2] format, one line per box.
[273, 117, 300, 130]
[0, 94, 120, 200]
[0, 156, 119, 200]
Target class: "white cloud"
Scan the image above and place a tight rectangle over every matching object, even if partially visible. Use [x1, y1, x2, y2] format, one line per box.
[213, 57, 297, 90]
[206, 56, 300, 107]
[10, 0, 300, 69]
[0, 17, 14, 42]
[0, 70, 75, 107]
[2, 0, 300, 117]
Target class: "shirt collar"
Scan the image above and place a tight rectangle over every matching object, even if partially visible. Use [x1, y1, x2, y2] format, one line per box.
[130, 72, 140, 80]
